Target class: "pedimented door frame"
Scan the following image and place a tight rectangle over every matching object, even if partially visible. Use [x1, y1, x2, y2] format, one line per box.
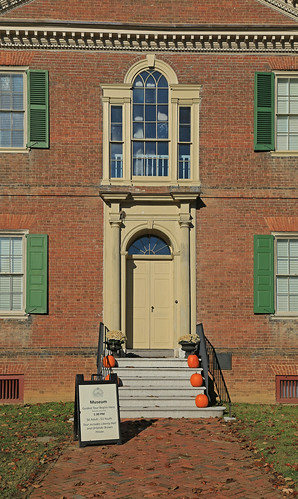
[101, 192, 199, 353]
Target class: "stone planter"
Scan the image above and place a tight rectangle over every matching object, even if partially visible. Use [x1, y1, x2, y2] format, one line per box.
[179, 341, 197, 353]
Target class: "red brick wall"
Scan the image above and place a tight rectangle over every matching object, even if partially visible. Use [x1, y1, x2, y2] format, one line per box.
[0, 36, 297, 403]
[4, 0, 297, 25]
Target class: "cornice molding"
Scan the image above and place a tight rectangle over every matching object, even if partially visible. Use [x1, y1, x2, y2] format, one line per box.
[258, 0, 298, 20]
[0, 22, 297, 53]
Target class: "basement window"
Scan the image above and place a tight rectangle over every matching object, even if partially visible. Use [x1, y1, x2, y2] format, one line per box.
[0, 374, 24, 403]
[276, 375, 298, 404]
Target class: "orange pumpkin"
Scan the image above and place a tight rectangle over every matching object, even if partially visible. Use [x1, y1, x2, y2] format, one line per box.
[190, 373, 203, 387]
[187, 354, 199, 368]
[195, 394, 209, 408]
[103, 355, 116, 368]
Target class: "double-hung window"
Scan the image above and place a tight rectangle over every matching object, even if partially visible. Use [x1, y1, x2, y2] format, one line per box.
[254, 72, 298, 153]
[101, 57, 200, 185]
[0, 68, 49, 151]
[254, 234, 298, 316]
[0, 232, 48, 316]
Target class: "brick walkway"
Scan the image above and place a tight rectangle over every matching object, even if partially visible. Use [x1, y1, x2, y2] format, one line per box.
[30, 418, 283, 498]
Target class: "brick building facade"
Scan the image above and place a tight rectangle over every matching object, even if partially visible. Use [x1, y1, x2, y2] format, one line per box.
[0, 0, 297, 404]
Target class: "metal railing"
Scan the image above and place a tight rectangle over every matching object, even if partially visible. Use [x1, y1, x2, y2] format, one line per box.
[197, 323, 232, 417]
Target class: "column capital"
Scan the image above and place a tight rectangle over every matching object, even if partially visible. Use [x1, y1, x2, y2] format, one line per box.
[179, 213, 192, 228]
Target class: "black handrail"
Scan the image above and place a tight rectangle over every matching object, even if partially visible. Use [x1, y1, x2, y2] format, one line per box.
[197, 323, 232, 417]
[96, 322, 105, 377]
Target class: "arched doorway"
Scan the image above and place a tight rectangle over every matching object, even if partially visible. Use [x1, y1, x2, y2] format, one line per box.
[126, 234, 174, 349]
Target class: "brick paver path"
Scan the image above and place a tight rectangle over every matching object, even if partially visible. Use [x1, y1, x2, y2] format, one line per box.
[30, 418, 283, 498]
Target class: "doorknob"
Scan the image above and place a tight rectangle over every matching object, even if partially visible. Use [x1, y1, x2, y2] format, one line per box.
[151, 306, 154, 312]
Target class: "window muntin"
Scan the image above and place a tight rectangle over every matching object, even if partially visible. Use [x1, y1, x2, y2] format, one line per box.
[128, 235, 171, 255]
[110, 105, 123, 178]
[276, 238, 298, 313]
[0, 236, 24, 311]
[0, 73, 24, 148]
[132, 70, 169, 177]
[276, 78, 298, 151]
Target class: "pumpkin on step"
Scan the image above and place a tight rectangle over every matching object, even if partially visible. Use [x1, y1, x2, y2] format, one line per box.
[103, 355, 116, 368]
[190, 372, 203, 387]
[187, 354, 199, 368]
[195, 394, 209, 408]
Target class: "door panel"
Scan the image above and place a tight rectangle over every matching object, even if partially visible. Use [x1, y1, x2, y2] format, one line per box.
[126, 258, 173, 349]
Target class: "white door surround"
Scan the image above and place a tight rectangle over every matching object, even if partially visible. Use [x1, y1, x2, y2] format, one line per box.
[101, 192, 199, 352]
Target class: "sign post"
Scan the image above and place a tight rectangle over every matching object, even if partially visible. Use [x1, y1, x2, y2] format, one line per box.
[74, 375, 121, 447]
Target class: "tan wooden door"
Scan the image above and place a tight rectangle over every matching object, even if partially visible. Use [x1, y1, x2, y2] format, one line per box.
[126, 258, 173, 349]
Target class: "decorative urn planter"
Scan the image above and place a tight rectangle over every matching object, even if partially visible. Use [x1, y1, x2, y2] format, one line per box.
[179, 341, 197, 353]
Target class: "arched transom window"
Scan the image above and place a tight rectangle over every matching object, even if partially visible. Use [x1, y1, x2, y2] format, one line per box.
[132, 70, 169, 177]
[128, 235, 171, 255]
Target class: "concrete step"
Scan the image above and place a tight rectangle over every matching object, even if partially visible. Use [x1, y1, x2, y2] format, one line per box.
[115, 358, 197, 368]
[118, 394, 205, 408]
[113, 367, 203, 379]
[118, 386, 205, 397]
[119, 406, 226, 419]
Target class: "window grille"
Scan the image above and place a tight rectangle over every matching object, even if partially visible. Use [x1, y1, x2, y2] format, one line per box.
[276, 375, 298, 404]
[0, 375, 24, 403]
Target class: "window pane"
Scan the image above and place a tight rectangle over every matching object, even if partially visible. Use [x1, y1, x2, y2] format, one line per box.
[157, 141, 168, 157]
[157, 89, 168, 103]
[157, 75, 168, 88]
[133, 105, 144, 122]
[111, 106, 122, 123]
[133, 88, 144, 104]
[277, 294, 288, 312]
[145, 123, 156, 139]
[12, 113, 24, 130]
[0, 130, 11, 147]
[277, 239, 288, 257]
[12, 93, 23, 110]
[179, 107, 191, 124]
[157, 106, 168, 121]
[277, 277, 288, 294]
[289, 97, 298, 114]
[179, 144, 190, 179]
[110, 143, 123, 178]
[0, 275, 10, 310]
[179, 125, 191, 142]
[111, 124, 122, 141]
[277, 79, 288, 97]
[145, 75, 155, 88]
[0, 74, 10, 91]
[0, 112, 10, 129]
[289, 79, 298, 96]
[0, 257, 10, 272]
[277, 116, 288, 133]
[157, 123, 168, 139]
[289, 295, 298, 312]
[133, 123, 144, 139]
[145, 105, 156, 122]
[0, 94, 11, 110]
[12, 74, 23, 93]
[0, 237, 10, 256]
[145, 88, 155, 103]
[12, 130, 24, 148]
[289, 135, 298, 151]
[289, 277, 298, 293]
[145, 141, 156, 156]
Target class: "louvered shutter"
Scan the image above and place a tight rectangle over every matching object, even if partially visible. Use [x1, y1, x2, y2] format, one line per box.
[254, 235, 274, 314]
[26, 234, 48, 314]
[254, 72, 274, 151]
[27, 70, 49, 148]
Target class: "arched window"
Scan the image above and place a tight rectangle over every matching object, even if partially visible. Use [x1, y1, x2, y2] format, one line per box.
[132, 70, 168, 177]
[101, 56, 200, 185]
[128, 234, 171, 255]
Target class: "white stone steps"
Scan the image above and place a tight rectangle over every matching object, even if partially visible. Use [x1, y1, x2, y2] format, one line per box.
[106, 356, 225, 418]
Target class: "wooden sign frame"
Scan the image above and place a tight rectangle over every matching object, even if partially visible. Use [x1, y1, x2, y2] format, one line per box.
[74, 375, 121, 447]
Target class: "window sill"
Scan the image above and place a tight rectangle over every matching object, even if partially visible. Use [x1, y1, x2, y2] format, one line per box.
[101, 178, 200, 187]
[271, 151, 298, 157]
[0, 312, 29, 320]
[0, 148, 29, 154]
[270, 314, 298, 320]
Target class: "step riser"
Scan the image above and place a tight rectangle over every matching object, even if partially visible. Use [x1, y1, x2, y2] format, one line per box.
[119, 388, 205, 397]
[113, 368, 202, 377]
[119, 407, 226, 418]
[118, 399, 203, 409]
[115, 359, 197, 368]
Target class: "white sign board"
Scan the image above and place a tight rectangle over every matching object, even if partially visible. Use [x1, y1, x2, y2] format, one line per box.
[78, 381, 121, 446]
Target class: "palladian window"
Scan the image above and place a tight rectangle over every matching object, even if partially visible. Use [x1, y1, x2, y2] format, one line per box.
[101, 56, 200, 186]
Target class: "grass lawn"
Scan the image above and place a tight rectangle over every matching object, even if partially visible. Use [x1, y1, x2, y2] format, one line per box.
[232, 404, 298, 493]
[0, 402, 297, 497]
[0, 402, 74, 498]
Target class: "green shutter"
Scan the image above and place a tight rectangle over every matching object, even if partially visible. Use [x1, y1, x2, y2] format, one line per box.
[26, 234, 48, 314]
[27, 70, 49, 148]
[254, 235, 274, 314]
[254, 72, 274, 151]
